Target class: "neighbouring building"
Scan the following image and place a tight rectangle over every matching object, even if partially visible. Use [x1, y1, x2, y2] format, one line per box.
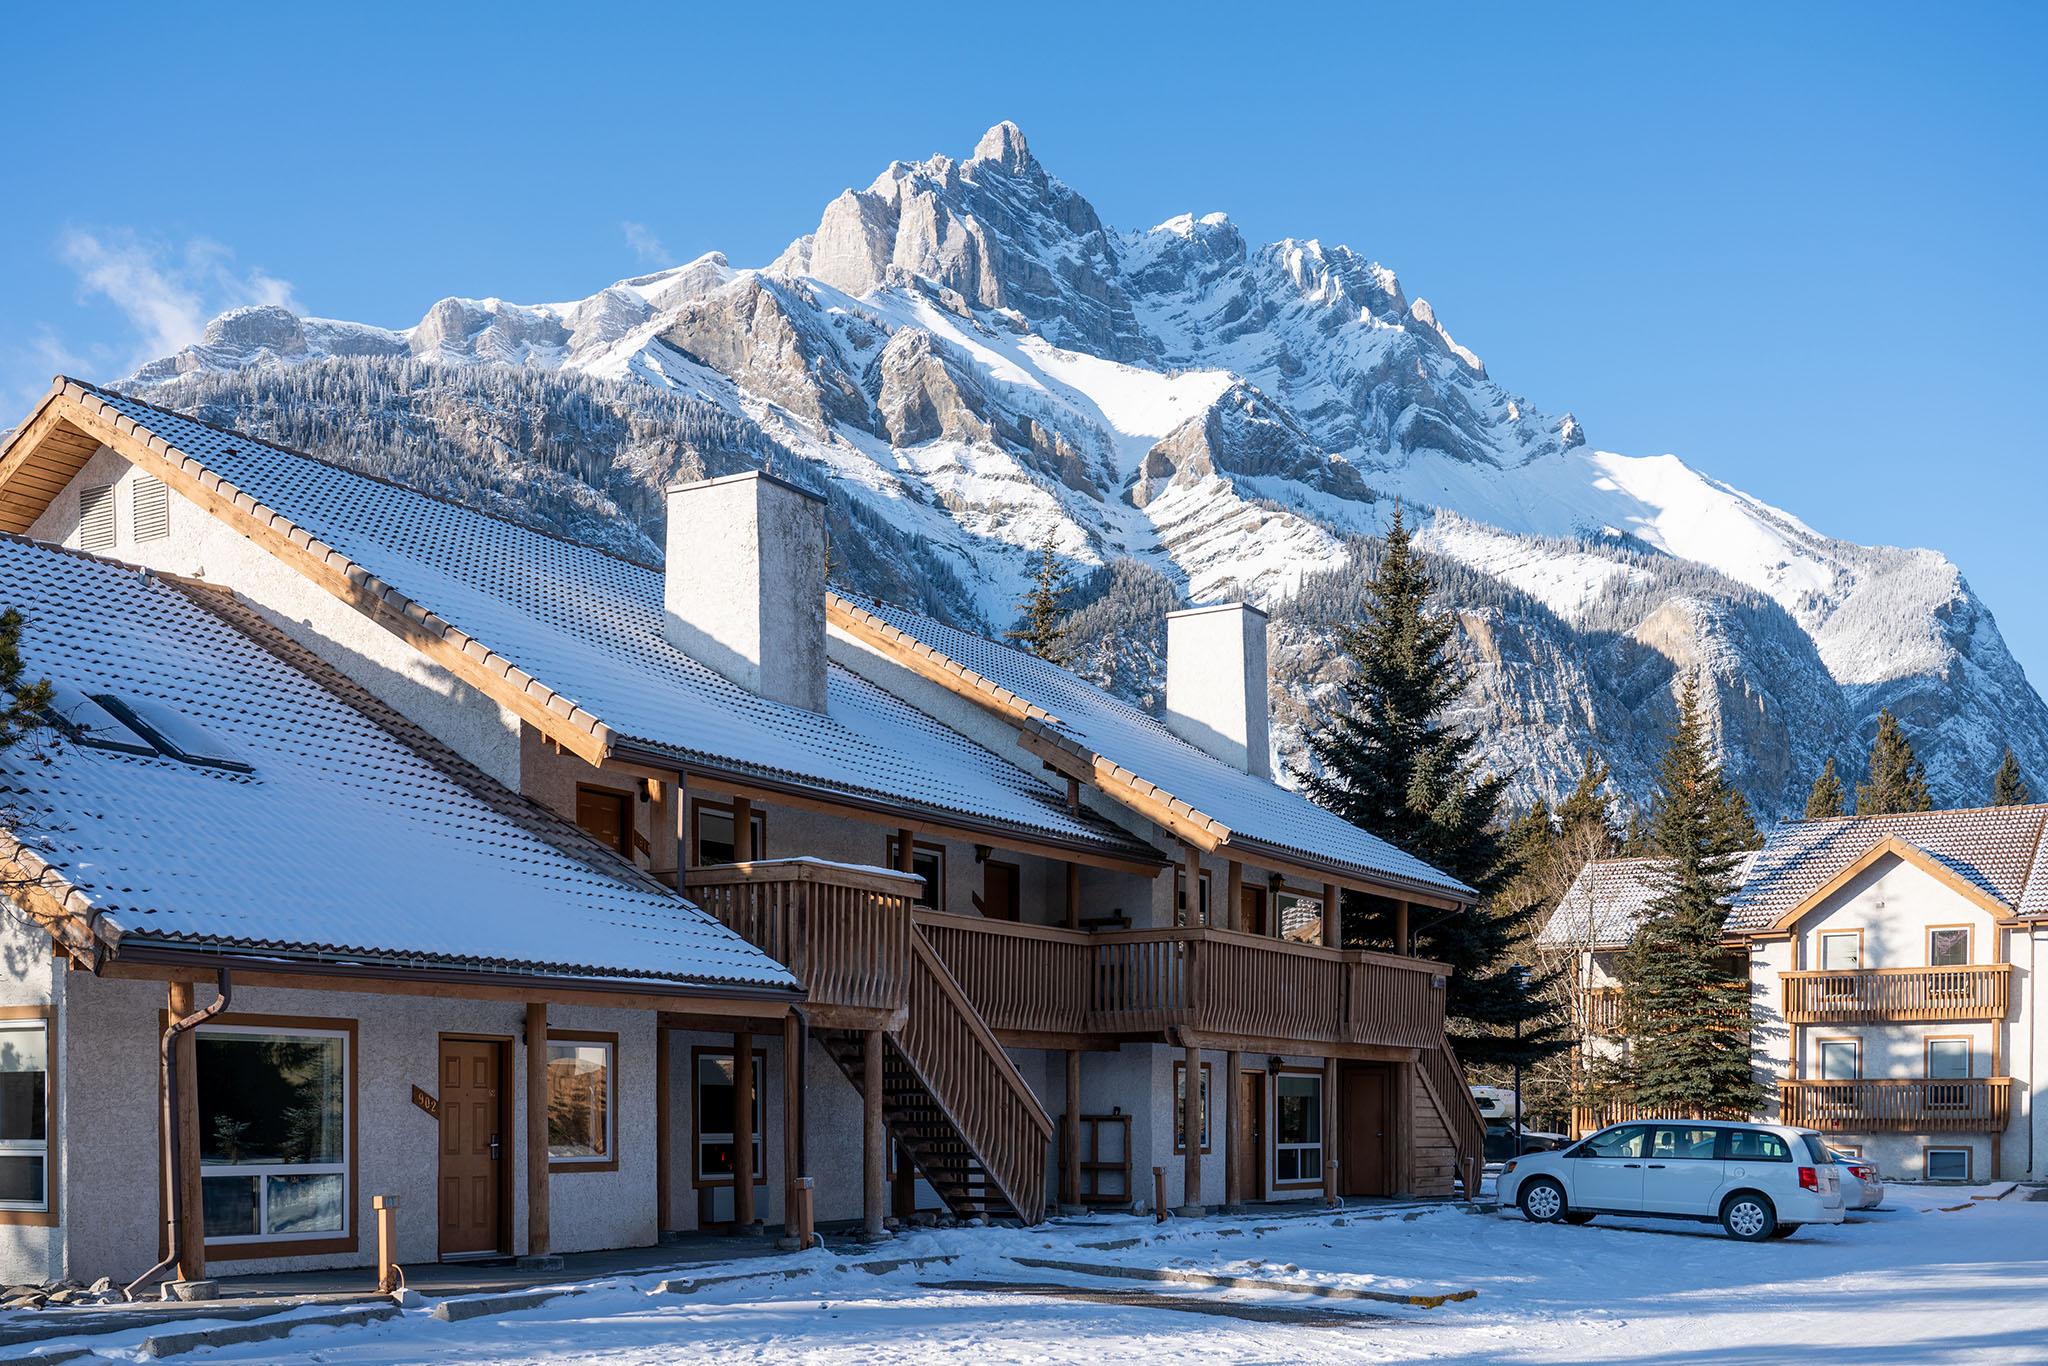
[1547, 808, 2048, 1182]
[0, 377, 1488, 1287]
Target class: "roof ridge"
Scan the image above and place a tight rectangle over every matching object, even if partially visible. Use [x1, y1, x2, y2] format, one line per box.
[1786, 800, 2048, 827]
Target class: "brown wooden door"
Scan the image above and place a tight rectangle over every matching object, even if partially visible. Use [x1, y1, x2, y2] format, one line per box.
[1340, 1063, 1391, 1197]
[576, 786, 632, 857]
[1242, 887, 1269, 937]
[1240, 1070, 1266, 1199]
[439, 1039, 505, 1257]
[982, 860, 1021, 921]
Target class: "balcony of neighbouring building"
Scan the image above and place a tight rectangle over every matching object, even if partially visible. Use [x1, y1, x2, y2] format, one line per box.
[1779, 964, 2012, 1024]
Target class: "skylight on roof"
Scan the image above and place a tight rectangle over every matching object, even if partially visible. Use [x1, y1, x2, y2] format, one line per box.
[90, 694, 252, 773]
[36, 683, 157, 757]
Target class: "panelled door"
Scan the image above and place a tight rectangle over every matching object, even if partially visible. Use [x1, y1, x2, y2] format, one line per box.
[1340, 1063, 1391, 1196]
[1240, 1070, 1267, 1198]
[982, 860, 1021, 921]
[439, 1038, 506, 1258]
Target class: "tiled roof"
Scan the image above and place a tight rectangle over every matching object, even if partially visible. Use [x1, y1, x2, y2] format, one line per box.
[0, 535, 796, 990]
[1725, 806, 2048, 933]
[838, 598, 1476, 900]
[1542, 852, 1763, 948]
[47, 381, 1153, 862]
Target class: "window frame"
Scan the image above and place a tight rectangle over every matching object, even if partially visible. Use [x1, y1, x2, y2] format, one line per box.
[885, 836, 946, 913]
[690, 1046, 767, 1189]
[1174, 868, 1212, 927]
[1817, 928, 1865, 973]
[691, 798, 766, 867]
[0, 1006, 55, 1226]
[1815, 1036, 1862, 1081]
[1924, 1146, 1972, 1182]
[1273, 891, 1324, 946]
[1926, 924, 1973, 968]
[1924, 1035, 1973, 1081]
[192, 1014, 357, 1260]
[1270, 1067, 1325, 1188]
[1172, 1061, 1212, 1155]
[545, 1029, 619, 1173]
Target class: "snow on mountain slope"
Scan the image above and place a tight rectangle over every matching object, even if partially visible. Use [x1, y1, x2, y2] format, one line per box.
[115, 121, 2048, 819]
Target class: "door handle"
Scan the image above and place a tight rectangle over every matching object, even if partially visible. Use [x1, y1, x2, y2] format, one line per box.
[1621, 1162, 1641, 1168]
[489, 1135, 502, 1161]
[1647, 1164, 1667, 1169]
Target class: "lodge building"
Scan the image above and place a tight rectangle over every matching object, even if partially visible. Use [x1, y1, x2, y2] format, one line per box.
[0, 378, 1484, 1289]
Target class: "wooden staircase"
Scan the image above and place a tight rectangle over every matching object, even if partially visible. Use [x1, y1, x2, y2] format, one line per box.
[817, 1030, 1017, 1220]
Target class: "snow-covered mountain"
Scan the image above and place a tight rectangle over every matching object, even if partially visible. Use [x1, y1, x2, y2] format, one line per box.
[120, 122, 2048, 819]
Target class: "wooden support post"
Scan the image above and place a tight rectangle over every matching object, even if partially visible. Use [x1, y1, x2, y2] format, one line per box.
[1323, 882, 1341, 949]
[1065, 862, 1082, 931]
[895, 828, 915, 875]
[1394, 900, 1410, 957]
[656, 1026, 672, 1233]
[1180, 1042, 1204, 1213]
[792, 1176, 816, 1249]
[374, 1195, 400, 1293]
[1062, 1049, 1082, 1210]
[525, 1002, 550, 1257]
[1323, 1054, 1341, 1208]
[892, 1138, 916, 1221]
[1224, 1050, 1245, 1209]
[167, 979, 205, 1285]
[733, 1028, 755, 1232]
[862, 1029, 886, 1239]
[1180, 845, 1203, 926]
[1153, 1166, 1167, 1222]
[741, 794, 765, 860]
[1225, 861, 1244, 934]
[1066, 775, 1081, 813]
[782, 1012, 802, 1241]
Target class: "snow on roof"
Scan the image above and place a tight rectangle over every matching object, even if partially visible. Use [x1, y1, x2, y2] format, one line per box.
[840, 597, 1476, 900]
[1725, 806, 2048, 933]
[58, 382, 1150, 861]
[0, 535, 796, 991]
[1541, 853, 1762, 949]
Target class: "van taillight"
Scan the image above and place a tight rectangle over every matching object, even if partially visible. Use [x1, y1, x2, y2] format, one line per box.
[1798, 1166, 1819, 1191]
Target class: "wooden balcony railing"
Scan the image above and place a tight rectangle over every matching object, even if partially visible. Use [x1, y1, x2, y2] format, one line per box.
[913, 912, 1448, 1051]
[684, 859, 918, 1017]
[1781, 965, 2012, 1023]
[1565, 1098, 1746, 1139]
[1582, 988, 1628, 1037]
[1779, 1077, 2013, 1133]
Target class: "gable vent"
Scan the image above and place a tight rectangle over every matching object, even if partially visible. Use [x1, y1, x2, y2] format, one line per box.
[78, 484, 116, 551]
[133, 477, 170, 542]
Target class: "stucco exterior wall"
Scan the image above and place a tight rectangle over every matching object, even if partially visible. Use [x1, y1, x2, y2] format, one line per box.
[26, 446, 523, 789]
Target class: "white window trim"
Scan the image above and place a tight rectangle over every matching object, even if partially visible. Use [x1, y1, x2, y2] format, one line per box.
[1925, 1146, 1972, 1182]
[0, 1018, 49, 1212]
[546, 1038, 616, 1165]
[1271, 1072, 1324, 1186]
[197, 1023, 350, 1246]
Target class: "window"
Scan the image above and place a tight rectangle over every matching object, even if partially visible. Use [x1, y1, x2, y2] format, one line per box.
[1650, 1125, 1721, 1161]
[1833, 1144, 1862, 1159]
[1928, 927, 1970, 968]
[197, 1024, 349, 1245]
[0, 1016, 50, 1214]
[546, 1033, 615, 1169]
[1174, 869, 1211, 927]
[695, 801, 765, 866]
[1819, 931, 1862, 971]
[1817, 1039, 1861, 1080]
[1273, 1072, 1323, 1184]
[1582, 1125, 1648, 1159]
[92, 694, 252, 773]
[575, 786, 633, 859]
[1926, 1037, 1972, 1080]
[134, 476, 171, 542]
[694, 1049, 764, 1184]
[1173, 1062, 1211, 1153]
[78, 483, 115, 550]
[885, 837, 944, 911]
[1275, 893, 1323, 945]
[1925, 1147, 1971, 1182]
[1724, 1129, 1792, 1162]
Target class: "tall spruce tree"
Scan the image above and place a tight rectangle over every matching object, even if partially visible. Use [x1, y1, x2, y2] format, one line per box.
[0, 611, 49, 752]
[1004, 531, 1072, 664]
[1300, 506, 1566, 1067]
[1856, 708, 1933, 815]
[1804, 757, 1846, 820]
[1993, 749, 2030, 807]
[1616, 673, 1759, 1117]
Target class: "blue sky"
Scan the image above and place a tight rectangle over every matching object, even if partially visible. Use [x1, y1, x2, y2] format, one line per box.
[3, 3, 2044, 680]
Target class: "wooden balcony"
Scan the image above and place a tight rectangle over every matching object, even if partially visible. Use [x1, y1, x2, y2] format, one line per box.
[1779, 1077, 2014, 1133]
[1583, 988, 1627, 1037]
[1781, 965, 2011, 1024]
[912, 912, 1449, 1052]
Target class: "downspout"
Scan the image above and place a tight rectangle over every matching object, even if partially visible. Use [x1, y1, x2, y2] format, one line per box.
[124, 969, 233, 1301]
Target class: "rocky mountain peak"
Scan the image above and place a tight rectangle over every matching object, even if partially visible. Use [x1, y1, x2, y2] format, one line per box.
[969, 120, 1037, 177]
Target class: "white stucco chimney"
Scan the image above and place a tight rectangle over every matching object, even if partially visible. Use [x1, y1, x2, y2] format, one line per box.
[1164, 602, 1271, 779]
[663, 471, 828, 713]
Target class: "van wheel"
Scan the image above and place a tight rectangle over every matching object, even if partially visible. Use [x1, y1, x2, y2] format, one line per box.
[1519, 1178, 1568, 1223]
[1767, 1224, 1801, 1240]
[1721, 1193, 1777, 1241]
[1562, 1212, 1596, 1225]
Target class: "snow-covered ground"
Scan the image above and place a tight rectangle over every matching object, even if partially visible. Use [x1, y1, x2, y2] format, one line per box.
[47, 1184, 2048, 1364]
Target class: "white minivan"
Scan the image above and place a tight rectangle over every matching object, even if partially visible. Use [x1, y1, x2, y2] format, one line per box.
[1498, 1119, 1845, 1240]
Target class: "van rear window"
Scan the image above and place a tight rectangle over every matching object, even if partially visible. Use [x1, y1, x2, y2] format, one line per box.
[1801, 1134, 1834, 1164]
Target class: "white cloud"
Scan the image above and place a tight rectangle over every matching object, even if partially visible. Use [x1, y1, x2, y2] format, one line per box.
[57, 228, 298, 366]
[622, 220, 671, 267]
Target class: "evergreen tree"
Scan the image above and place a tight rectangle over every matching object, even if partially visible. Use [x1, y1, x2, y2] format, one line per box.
[1004, 531, 1073, 664]
[1299, 506, 1566, 1067]
[1804, 757, 1845, 820]
[1616, 673, 1759, 1117]
[0, 611, 50, 753]
[1992, 749, 2030, 807]
[1855, 709, 1933, 815]
[1556, 751, 1620, 857]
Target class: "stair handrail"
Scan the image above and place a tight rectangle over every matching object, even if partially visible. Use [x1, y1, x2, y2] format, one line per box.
[1417, 1033, 1488, 1200]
